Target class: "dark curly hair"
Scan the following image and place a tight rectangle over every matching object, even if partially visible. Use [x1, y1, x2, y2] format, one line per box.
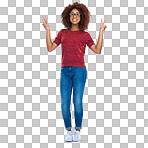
[61, 2, 91, 31]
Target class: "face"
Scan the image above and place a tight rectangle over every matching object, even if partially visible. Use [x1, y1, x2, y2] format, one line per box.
[69, 8, 81, 25]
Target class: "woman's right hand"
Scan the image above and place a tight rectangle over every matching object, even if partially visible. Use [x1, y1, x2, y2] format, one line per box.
[42, 16, 50, 31]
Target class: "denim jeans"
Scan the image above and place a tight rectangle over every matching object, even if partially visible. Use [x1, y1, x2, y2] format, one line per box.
[60, 66, 87, 131]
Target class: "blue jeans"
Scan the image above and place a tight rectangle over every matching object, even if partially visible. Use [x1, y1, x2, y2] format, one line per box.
[60, 66, 87, 131]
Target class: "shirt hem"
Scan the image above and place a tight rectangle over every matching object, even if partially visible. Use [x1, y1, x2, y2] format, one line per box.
[88, 43, 95, 49]
[61, 63, 86, 67]
[53, 41, 60, 46]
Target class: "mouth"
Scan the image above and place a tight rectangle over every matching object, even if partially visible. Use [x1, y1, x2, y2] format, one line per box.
[72, 19, 78, 22]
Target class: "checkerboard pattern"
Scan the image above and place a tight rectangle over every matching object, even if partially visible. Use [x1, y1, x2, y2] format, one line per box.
[0, 0, 148, 147]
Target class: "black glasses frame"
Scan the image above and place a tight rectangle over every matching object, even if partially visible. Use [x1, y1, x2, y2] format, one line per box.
[69, 13, 81, 17]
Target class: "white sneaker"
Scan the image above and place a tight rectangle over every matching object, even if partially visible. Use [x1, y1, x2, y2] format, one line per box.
[73, 130, 81, 142]
[65, 130, 73, 142]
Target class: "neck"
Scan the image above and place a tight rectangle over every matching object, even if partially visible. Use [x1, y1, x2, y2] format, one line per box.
[70, 24, 80, 31]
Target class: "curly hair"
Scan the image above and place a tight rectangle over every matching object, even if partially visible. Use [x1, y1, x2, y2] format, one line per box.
[61, 2, 91, 31]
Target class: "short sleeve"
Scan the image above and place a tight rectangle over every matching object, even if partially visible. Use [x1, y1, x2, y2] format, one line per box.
[53, 29, 63, 46]
[85, 32, 95, 48]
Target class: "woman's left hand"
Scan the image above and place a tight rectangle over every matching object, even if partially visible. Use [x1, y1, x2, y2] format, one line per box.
[100, 18, 107, 34]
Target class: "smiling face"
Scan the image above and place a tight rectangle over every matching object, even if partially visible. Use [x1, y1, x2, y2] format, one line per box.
[69, 8, 81, 25]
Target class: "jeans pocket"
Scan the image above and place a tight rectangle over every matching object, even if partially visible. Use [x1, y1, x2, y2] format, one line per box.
[61, 67, 66, 71]
[61, 67, 64, 74]
[82, 67, 87, 71]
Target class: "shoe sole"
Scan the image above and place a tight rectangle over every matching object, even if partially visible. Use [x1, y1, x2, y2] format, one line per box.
[73, 139, 81, 142]
[65, 140, 73, 142]
[65, 138, 73, 142]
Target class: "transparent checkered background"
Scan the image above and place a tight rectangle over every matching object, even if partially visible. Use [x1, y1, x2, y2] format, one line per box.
[0, 0, 148, 147]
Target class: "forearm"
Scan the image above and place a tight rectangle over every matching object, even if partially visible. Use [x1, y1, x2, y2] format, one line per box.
[46, 30, 53, 52]
[95, 30, 104, 54]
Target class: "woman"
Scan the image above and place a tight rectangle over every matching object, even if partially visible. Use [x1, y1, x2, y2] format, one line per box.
[42, 2, 107, 142]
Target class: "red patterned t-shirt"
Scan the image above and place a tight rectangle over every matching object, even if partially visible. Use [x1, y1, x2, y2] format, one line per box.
[53, 29, 95, 67]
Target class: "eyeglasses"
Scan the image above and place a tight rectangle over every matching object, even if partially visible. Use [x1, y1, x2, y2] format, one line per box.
[69, 13, 81, 17]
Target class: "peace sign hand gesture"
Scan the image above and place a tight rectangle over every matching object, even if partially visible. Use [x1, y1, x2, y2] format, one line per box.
[100, 18, 107, 34]
[42, 16, 50, 31]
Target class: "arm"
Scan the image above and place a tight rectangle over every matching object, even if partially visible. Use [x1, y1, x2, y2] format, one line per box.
[90, 18, 107, 54]
[95, 30, 103, 54]
[42, 16, 57, 52]
[46, 30, 58, 52]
